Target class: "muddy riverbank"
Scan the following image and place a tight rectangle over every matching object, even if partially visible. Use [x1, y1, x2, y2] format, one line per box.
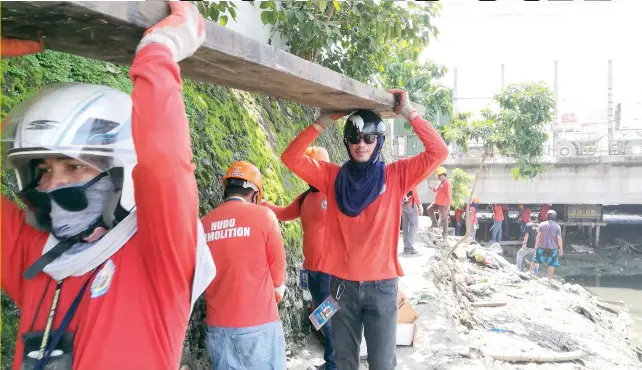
[288, 218, 642, 369]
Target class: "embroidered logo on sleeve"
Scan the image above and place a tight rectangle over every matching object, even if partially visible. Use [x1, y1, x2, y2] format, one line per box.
[91, 259, 116, 298]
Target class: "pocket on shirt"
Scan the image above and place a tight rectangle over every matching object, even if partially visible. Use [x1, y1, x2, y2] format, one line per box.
[232, 329, 270, 367]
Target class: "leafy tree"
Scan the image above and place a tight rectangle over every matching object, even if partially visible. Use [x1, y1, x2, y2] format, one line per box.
[377, 56, 452, 121]
[444, 82, 554, 260]
[193, 1, 238, 26]
[450, 168, 474, 209]
[257, 0, 440, 83]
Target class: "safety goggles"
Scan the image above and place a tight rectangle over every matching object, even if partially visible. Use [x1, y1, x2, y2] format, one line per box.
[347, 133, 379, 145]
[18, 172, 108, 214]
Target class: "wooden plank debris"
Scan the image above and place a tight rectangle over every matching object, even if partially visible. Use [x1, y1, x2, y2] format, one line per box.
[0, 1, 426, 119]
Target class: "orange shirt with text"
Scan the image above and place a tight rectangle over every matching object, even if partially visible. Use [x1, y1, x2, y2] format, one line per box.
[202, 200, 286, 328]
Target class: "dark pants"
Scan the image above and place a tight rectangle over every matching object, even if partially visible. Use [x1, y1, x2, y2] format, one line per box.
[503, 210, 510, 237]
[427, 204, 449, 237]
[330, 277, 398, 370]
[520, 220, 527, 238]
[455, 220, 463, 236]
[308, 270, 336, 370]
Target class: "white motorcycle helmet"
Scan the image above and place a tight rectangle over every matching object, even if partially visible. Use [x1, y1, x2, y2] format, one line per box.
[1, 82, 137, 232]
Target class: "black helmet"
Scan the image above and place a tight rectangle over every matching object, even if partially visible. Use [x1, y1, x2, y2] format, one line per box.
[343, 109, 386, 145]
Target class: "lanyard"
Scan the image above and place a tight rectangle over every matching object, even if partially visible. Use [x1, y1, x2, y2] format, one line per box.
[37, 280, 63, 360]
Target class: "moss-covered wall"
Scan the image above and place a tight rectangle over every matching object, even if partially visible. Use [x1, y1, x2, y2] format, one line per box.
[1, 51, 347, 368]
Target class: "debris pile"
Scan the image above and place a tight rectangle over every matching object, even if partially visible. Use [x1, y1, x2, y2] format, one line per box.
[423, 229, 641, 369]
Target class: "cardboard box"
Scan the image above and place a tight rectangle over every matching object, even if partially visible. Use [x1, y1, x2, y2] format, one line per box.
[311, 289, 419, 347]
[359, 289, 419, 358]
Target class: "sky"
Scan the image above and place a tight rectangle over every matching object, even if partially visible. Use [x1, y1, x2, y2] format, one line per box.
[421, 0, 642, 125]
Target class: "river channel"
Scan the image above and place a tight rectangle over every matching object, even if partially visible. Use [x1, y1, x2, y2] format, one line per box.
[566, 274, 642, 346]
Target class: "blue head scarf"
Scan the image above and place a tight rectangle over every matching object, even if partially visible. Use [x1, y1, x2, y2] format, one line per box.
[334, 111, 386, 217]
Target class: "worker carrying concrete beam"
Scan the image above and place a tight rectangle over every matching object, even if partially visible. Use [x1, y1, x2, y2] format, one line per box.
[262, 146, 336, 370]
[0, 3, 216, 369]
[281, 88, 449, 370]
[201, 161, 287, 369]
[427, 166, 452, 238]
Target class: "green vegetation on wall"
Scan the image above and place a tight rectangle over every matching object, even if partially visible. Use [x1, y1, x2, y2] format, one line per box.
[1, 51, 346, 368]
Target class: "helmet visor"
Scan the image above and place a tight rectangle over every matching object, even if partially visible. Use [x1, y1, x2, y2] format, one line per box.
[2, 91, 135, 175]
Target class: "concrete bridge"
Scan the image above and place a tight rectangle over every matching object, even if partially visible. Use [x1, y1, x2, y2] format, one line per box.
[417, 155, 642, 205]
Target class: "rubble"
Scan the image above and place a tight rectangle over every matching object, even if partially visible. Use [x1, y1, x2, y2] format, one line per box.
[428, 230, 641, 369]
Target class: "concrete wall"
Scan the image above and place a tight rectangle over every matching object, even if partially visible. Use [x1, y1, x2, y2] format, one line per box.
[418, 156, 642, 205]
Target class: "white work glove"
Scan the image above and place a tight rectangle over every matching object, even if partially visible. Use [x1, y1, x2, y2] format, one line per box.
[314, 110, 351, 130]
[388, 88, 418, 121]
[136, 1, 205, 63]
[275, 284, 287, 304]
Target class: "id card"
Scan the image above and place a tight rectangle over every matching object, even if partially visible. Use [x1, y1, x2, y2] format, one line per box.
[309, 296, 340, 330]
[299, 268, 309, 290]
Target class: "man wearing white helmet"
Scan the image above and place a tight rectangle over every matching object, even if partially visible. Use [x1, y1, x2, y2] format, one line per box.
[1, 3, 215, 370]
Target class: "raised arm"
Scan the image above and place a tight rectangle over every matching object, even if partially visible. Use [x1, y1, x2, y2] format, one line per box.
[387, 90, 449, 192]
[129, 3, 205, 299]
[281, 112, 345, 193]
[263, 195, 302, 222]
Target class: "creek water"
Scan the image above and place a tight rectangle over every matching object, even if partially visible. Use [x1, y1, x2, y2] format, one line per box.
[566, 274, 642, 346]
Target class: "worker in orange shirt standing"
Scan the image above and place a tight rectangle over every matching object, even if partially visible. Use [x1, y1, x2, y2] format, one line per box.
[281, 89, 449, 370]
[538, 204, 551, 222]
[455, 207, 464, 236]
[491, 204, 504, 242]
[427, 167, 452, 237]
[469, 198, 480, 241]
[202, 162, 287, 369]
[262, 146, 336, 370]
[402, 187, 423, 254]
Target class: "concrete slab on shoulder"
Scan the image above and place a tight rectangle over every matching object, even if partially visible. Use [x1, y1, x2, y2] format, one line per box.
[0, 1, 425, 119]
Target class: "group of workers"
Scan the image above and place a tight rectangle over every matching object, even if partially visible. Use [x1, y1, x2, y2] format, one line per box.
[0, 3, 450, 370]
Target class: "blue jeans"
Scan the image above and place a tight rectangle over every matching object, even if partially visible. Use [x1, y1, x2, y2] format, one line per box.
[206, 320, 286, 370]
[330, 276, 398, 370]
[456, 220, 463, 236]
[492, 221, 503, 242]
[516, 247, 539, 273]
[308, 270, 336, 370]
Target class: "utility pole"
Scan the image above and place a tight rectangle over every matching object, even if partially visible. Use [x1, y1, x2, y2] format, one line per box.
[453, 67, 459, 114]
[607, 60, 614, 155]
[500, 63, 505, 90]
[553, 60, 559, 156]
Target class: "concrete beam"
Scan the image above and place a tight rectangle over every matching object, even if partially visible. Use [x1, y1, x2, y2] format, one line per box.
[0, 1, 425, 119]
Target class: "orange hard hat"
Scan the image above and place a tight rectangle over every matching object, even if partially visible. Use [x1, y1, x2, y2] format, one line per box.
[222, 161, 263, 203]
[304, 146, 330, 162]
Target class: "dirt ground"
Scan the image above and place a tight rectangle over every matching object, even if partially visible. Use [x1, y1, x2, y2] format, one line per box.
[287, 218, 642, 369]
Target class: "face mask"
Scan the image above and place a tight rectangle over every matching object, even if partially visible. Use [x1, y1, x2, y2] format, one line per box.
[49, 176, 114, 239]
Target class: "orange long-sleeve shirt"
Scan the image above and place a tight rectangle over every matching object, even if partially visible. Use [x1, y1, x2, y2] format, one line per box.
[264, 191, 327, 272]
[2, 44, 198, 370]
[493, 204, 504, 221]
[281, 116, 448, 281]
[433, 179, 452, 206]
[202, 200, 286, 328]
